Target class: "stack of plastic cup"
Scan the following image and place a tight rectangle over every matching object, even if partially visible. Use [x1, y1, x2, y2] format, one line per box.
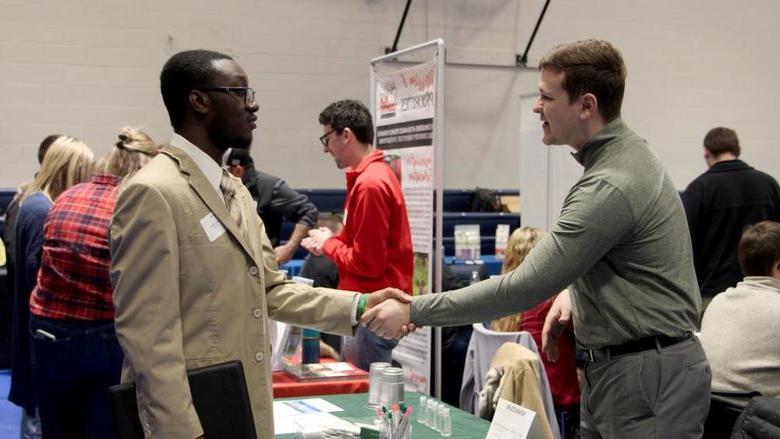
[440, 406, 452, 437]
[418, 395, 427, 425]
[427, 398, 438, 431]
[367, 362, 390, 408]
[437, 402, 446, 432]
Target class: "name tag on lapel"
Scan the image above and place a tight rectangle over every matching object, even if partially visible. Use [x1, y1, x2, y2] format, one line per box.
[200, 212, 226, 242]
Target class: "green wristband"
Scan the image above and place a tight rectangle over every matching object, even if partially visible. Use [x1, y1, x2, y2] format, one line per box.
[356, 294, 369, 319]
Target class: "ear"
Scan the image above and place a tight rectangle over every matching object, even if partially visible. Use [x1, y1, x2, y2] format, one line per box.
[342, 127, 352, 141]
[579, 93, 598, 120]
[189, 90, 210, 116]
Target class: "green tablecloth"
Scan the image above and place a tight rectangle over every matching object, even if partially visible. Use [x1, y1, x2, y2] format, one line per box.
[275, 391, 490, 438]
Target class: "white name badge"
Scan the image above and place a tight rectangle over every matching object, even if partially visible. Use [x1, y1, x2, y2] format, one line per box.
[486, 398, 541, 439]
[200, 212, 226, 242]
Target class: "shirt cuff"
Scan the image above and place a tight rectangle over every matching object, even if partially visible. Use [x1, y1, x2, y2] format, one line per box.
[350, 293, 360, 325]
[322, 237, 338, 258]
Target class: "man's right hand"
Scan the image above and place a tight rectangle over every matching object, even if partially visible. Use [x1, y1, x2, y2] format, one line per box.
[542, 289, 572, 362]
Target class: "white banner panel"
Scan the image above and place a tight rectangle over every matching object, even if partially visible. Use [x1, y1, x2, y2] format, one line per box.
[373, 58, 439, 395]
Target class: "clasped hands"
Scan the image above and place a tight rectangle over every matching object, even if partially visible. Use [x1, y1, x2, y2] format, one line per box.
[301, 227, 333, 256]
[362, 288, 417, 339]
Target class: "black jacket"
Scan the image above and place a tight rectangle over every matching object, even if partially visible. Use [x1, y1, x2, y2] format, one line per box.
[681, 160, 780, 298]
[241, 168, 318, 246]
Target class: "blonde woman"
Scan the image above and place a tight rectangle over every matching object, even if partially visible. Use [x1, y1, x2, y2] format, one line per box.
[9, 135, 95, 436]
[28, 128, 158, 438]
[491, 227, 580, 437]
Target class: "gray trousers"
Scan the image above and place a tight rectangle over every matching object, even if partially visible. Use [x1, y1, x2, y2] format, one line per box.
[581, 337, 711, 438]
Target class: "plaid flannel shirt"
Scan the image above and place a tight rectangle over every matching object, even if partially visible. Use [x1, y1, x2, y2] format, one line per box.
[30, 174, 121, 320]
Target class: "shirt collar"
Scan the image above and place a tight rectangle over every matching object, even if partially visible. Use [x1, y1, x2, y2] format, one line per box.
[349, 149, 383, 174]
[169, 133, 224, 199]
[92, 174, 122, 186]
[707, 159, 751, 173]
[572, 117, 627, 167]
[345, 150, 383, 188]
[740, 276, 780, 292]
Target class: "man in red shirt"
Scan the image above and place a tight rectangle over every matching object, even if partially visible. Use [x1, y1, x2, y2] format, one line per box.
[303, 99, 413, 370]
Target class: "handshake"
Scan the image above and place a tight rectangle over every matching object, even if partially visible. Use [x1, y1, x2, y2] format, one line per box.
[360, 288, 418, 339]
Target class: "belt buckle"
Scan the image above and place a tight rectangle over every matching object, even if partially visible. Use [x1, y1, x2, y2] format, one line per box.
[585, 349, 595, 363]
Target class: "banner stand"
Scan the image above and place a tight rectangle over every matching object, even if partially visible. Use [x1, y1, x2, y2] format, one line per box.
[369, 39, 445, 397]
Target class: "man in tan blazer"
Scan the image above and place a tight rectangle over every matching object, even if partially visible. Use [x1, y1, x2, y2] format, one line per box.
[109, 49, 408, 439]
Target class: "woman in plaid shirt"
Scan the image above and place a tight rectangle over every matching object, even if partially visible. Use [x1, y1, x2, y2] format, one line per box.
[28, 128, 158, 438]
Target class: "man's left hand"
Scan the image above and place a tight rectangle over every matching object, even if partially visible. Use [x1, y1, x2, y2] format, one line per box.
[542, 290, 572, 362]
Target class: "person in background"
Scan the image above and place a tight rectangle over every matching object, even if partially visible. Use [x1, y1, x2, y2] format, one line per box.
[3, 135, 61, 317]
[299, 213, 342, 289]
[300, 213, 345, 357]
[700, 220, 780, 406]
[681, 127, 780, 310]
[28, 128, 158, 438]
[302, 99, 414, 372]
[223, 146, 318, 264]
[2, 135, 59, 377]
[490, 227, 580, 437]
[10, 136, 95, 438]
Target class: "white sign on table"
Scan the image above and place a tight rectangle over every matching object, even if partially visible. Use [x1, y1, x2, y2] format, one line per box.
[486, 398, 543, 439]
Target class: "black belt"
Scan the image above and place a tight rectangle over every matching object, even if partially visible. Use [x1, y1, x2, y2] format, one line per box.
[579, 333, 693, 363]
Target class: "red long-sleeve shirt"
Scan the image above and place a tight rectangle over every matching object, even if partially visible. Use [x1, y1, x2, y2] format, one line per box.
[323, 150, 413, 294]
[520, 299, 580, 408]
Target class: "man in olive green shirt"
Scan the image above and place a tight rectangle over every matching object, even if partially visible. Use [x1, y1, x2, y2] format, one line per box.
[362, 40, 711, 438]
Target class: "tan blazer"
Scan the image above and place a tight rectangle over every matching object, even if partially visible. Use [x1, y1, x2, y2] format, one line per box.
[110, 145, 357, 438]
[490, 342, 555, 439]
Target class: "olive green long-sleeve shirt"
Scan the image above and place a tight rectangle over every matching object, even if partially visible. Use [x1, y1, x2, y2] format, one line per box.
[411, 118, 700, 349]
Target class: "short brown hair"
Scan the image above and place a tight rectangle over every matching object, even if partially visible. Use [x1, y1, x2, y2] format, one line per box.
[539, 39, 627, 122]
[738, 221, 780, 276]
[317, 213, 343, 234]
[703, 127, 740, 157]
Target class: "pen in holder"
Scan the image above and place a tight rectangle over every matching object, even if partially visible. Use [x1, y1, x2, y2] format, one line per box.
[378, 405, 412, 439]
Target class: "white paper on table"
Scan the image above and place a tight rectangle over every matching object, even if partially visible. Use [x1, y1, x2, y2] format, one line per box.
[273, 412, 357, 435]
[273, 398, 344, 418]
[486, 398, 542, 439]
[326, 362, 354, 372]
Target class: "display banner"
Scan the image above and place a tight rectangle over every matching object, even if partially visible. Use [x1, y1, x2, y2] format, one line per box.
[372, 52, 441, 395]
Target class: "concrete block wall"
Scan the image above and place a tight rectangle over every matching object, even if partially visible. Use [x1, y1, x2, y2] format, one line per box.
[1, 0, 778, 190]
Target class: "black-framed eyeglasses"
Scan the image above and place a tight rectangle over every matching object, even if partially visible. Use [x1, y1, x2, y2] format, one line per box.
[319, 129, 337, 146]
[198, 87, 256, 107]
